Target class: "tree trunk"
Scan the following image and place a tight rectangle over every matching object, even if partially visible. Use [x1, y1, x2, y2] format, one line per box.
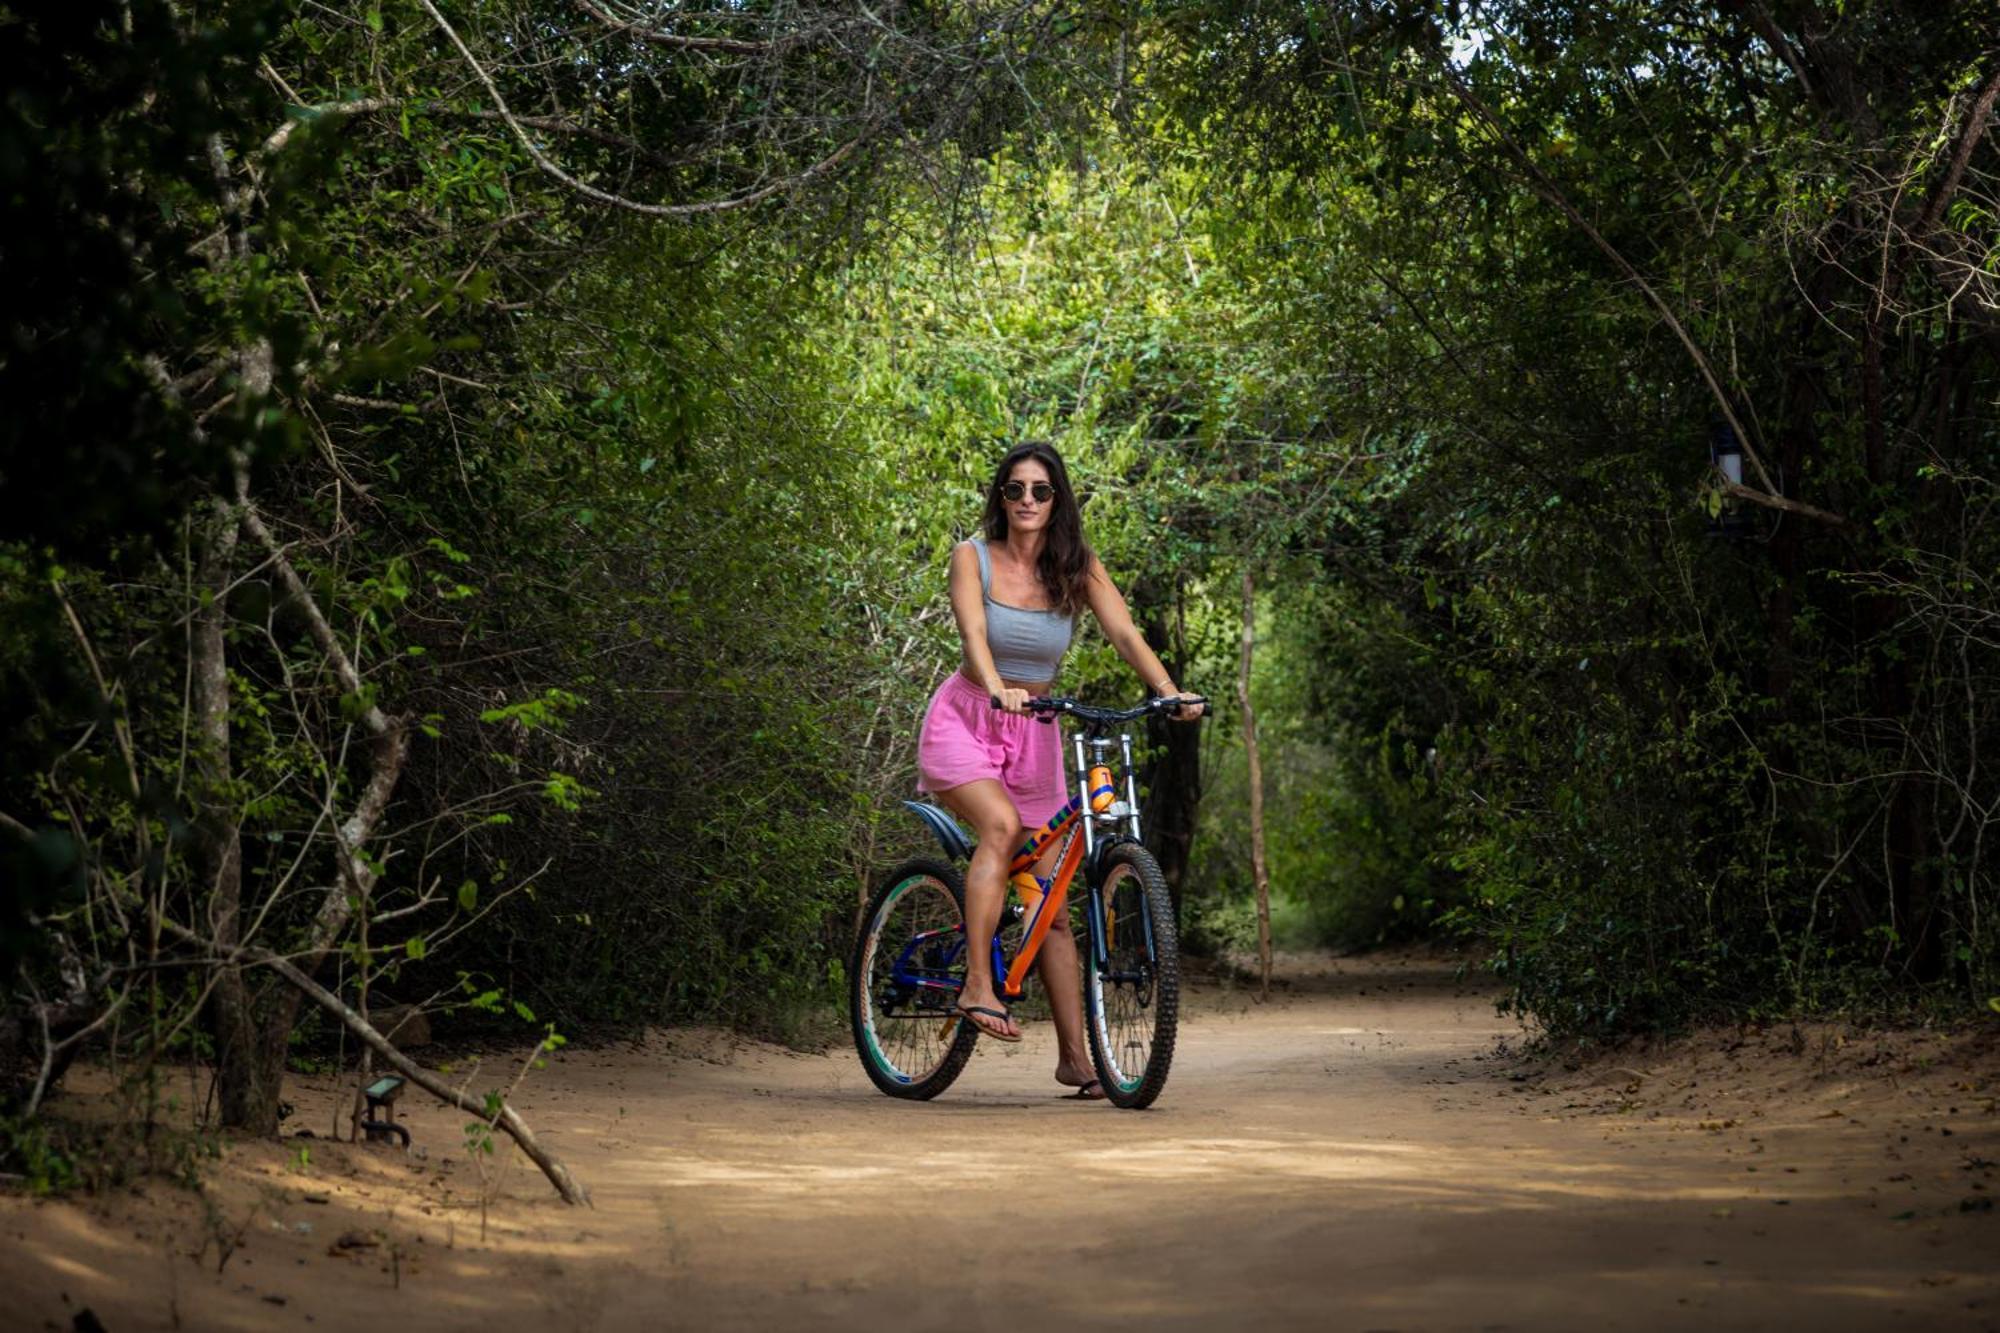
[213, 481, 409, 1133]
[218, 1015, 292, 1132]
[189, 500, 281, 1133]
[1135, 575, 1201, 911]
[1238, 567, 1272, 999]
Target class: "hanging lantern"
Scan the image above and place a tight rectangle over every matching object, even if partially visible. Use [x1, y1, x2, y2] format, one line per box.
[1707, 419, 1750, 539]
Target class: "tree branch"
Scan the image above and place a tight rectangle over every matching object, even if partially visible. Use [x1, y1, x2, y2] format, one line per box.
[260, 98, 395, 157]
[1721, 480, 1856, 532]
[245, 945, 589, 1206]
[414, 0, 863, 218]
[1726, 1, 1815, 104]
[267, 96, 705, 177]
[236, 489, 410, 961]
[569, 0, 776, 55]
[1438, 61, 1853, 528]
[1908, 65, 2000, 251]
[237, 498, 390, 738]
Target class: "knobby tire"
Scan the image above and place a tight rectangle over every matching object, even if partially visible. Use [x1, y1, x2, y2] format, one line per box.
[1083, 841, 1180, 1109]
[850, 858, 980, 1100]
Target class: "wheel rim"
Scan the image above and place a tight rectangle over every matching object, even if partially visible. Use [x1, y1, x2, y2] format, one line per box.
[1090, 862, 1158, 1092]
[859, 872, 966, 1084]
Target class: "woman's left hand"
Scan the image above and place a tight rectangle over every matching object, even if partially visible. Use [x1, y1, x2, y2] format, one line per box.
[1161, 692, 1204, 723]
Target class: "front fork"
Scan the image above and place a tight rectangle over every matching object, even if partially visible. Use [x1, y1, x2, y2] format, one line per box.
[1080, 840, 1157, 982]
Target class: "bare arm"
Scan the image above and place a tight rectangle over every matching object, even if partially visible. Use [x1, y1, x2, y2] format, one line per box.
[1083, 555, 1197, 717]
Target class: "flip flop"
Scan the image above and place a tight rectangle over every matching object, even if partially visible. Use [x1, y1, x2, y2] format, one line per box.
[955, 1004, 1022, 1043]
[1065, 1078, 1105, 1100]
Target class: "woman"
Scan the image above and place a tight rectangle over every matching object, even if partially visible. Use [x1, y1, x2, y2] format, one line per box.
[916, 440, 1198, 1098]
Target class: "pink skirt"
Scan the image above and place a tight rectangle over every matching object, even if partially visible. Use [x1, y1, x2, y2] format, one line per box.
[916, 672, 1068, 827]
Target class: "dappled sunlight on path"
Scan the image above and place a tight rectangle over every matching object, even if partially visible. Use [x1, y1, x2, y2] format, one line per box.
[5, 950, 1995, 1330]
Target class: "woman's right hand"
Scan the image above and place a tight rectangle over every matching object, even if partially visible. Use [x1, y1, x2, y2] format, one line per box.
[991, 686, 1033, 716]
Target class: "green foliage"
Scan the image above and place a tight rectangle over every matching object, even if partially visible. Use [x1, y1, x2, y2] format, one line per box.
[0, 1116, 80, 1196]
[8, 0, 2000, 1177]
[1136, 0, 2000, 1034]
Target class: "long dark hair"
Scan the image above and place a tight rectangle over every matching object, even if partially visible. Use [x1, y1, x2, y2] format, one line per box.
[980, 440, 1093, 616]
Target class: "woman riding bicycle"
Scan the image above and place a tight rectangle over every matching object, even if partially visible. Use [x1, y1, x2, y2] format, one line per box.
[915, 440, 1199, 1096]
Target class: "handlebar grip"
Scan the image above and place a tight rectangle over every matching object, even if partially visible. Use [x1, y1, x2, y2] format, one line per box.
[992, 694, 1059, 715]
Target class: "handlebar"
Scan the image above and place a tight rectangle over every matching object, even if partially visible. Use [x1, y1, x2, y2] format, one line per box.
[989, 693, 1212, 726]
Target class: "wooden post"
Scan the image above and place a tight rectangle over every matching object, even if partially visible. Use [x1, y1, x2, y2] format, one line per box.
[1238, 566, 1273, 999]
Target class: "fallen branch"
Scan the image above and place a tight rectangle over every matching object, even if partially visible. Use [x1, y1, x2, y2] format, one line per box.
[252, 946, 590, 1206]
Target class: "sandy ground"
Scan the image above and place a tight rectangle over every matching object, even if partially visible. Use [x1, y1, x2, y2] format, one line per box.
[5, 950, 1998, 1332]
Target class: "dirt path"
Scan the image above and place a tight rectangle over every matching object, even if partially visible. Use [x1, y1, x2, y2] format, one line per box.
[7, 951, 1997, 1331]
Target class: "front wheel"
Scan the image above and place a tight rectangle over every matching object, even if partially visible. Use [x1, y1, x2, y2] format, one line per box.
[1083, 841, 1180, 1109]
[851, 858, 980, 1099]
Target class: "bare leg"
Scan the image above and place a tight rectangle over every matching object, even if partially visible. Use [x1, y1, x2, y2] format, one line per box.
[1018, 831, 1100, 1096]
[933, 779, 1022, 1040]
[1037, 923, 1097, 1094]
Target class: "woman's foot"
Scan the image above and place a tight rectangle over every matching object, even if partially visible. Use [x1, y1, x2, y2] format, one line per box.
[1055, 1059, 1105, 1098]
[955, 984, 1021, 1041]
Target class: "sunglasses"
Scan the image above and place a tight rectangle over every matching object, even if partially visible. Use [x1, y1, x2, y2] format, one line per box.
[1000, 480, 1055, 503]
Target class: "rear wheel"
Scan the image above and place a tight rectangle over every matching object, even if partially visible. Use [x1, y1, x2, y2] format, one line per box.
[1083, 841, 1180, 1109]
[851, 858, 979, 1099]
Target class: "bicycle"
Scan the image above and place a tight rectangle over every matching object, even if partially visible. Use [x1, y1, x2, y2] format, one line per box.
[850, 693, 1208, 1109]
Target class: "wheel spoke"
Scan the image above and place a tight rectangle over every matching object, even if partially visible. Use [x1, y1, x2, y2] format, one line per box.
[1091, 862, 1160, 1091]
[1081, 846, 1178, 1108]
[859, 873, 966, 1086]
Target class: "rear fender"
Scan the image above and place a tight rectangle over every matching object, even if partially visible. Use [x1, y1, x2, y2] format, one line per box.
[902, 800, 974, 862]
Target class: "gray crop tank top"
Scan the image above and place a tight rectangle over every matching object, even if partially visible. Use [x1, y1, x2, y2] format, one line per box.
[969, 538, 1073, 681]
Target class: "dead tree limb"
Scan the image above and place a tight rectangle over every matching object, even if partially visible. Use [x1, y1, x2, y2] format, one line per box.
[251, 946, 590, 1206]
[236, 492, 410, 963]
